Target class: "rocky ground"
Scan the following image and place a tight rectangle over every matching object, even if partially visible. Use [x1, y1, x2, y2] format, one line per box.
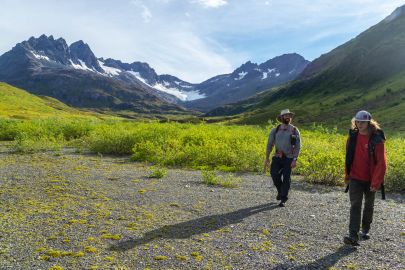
[0, 145, 403, 270]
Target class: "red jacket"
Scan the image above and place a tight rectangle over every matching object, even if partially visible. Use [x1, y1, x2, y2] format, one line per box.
[345, 129, 387, 190]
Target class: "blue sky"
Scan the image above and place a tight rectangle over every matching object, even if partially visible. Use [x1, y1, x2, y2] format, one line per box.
[0, 0, 404, 83]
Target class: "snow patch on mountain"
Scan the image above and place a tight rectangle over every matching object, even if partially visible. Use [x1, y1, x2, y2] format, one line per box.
[153, 83, 205, 101]
[234, 71, 248, 80]
[127, 71, 148, 84]
[98, 60, 121, 76]
[30, 51, 50, 61]
[70, 59, 90, 71]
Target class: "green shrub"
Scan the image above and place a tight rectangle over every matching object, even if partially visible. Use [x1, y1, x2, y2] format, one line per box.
[148, 167, 167, 178]
[297, 130, 346, 186]
[1, 119, 404, 191]
[201, 170, 240, 188]
[12, 133, 63, 153]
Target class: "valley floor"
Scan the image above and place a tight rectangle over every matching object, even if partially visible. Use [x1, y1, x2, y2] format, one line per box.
[0, 144, 403, 270]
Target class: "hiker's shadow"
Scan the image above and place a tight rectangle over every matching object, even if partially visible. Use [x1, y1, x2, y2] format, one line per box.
[273, 245, 357, 270]
[110, 202, 278, 251]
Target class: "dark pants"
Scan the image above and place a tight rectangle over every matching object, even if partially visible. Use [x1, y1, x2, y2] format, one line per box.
[348, 178, 376, 238]
[270, 156, 293, 200]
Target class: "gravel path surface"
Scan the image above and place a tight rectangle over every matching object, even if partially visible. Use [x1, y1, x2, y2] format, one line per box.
[0, 146, 403, 270]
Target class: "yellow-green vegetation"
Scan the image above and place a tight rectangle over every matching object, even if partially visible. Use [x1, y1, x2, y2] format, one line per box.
[175, 254, 189, 261]
[101, 233, 122, 240]
[346, 263, 357, 269]
[49, 266, 64, 270]
[249, 240, 273, 252]
[0, 82, 105, 120]
[154, 255, 168, 260]
[190, 251, 203, 262]
[0, 119, 403, 190]
[201, 170, 241, 188]
[84, 246, 98, 253]
[148, 166, 167, 178]
[262, 228, 270, 236]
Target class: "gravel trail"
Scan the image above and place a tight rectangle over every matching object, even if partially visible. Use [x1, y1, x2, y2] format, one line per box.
[0, 147, 403, 270]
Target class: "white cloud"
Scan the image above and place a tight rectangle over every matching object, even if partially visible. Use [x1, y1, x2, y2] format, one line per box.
[130, 0, 152, 23]
[193, 0, 228, 8]
[138, 31, 236, 82]
[141, 5, 152, 23]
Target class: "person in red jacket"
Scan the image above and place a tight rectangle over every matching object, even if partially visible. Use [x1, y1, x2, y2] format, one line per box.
[343, 110, 387, 246]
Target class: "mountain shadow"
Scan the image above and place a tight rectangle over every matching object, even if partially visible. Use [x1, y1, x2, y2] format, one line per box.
[110, 202, 278, 251]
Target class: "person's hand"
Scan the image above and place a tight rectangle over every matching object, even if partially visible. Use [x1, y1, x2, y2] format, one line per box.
[370, 186, 378, 192]
[291, 160, 297, 168]
[263, 159, 270, 173]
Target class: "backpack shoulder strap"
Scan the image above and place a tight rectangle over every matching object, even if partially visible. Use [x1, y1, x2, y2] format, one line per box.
[272, 124, 282, 141]
[368, 129, 386, 163]
[291, 125, 297, 135]
[346, 129, 358, 176]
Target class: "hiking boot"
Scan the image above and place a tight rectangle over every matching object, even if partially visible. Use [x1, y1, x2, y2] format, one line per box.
[360, 230, 370, 240]
[278, 197, 288, 207]
[343, 236, 359, 246]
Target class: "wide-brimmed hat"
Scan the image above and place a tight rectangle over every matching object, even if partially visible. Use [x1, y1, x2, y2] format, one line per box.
[277, 109, 295, 122]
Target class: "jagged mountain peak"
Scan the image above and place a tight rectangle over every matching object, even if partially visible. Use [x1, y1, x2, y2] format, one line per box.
[237, 61, 258, 70]
[69, 40, 102, 72]
[20, 34, 70, 65]
[26, 34, 67, 48]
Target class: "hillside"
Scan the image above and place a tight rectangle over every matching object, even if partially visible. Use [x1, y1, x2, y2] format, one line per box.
[0, 82, 104, 119]
[207, 5, 405, 133]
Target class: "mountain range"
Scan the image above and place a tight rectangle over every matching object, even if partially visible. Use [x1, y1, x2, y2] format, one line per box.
[0, 35, 307, 114]
[1, 4, 404, 131]
[0, 35, 187, 114]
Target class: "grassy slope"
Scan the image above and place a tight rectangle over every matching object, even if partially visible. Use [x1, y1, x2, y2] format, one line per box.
[0, 82, 112, 120]
[228, 71, 405, 134]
